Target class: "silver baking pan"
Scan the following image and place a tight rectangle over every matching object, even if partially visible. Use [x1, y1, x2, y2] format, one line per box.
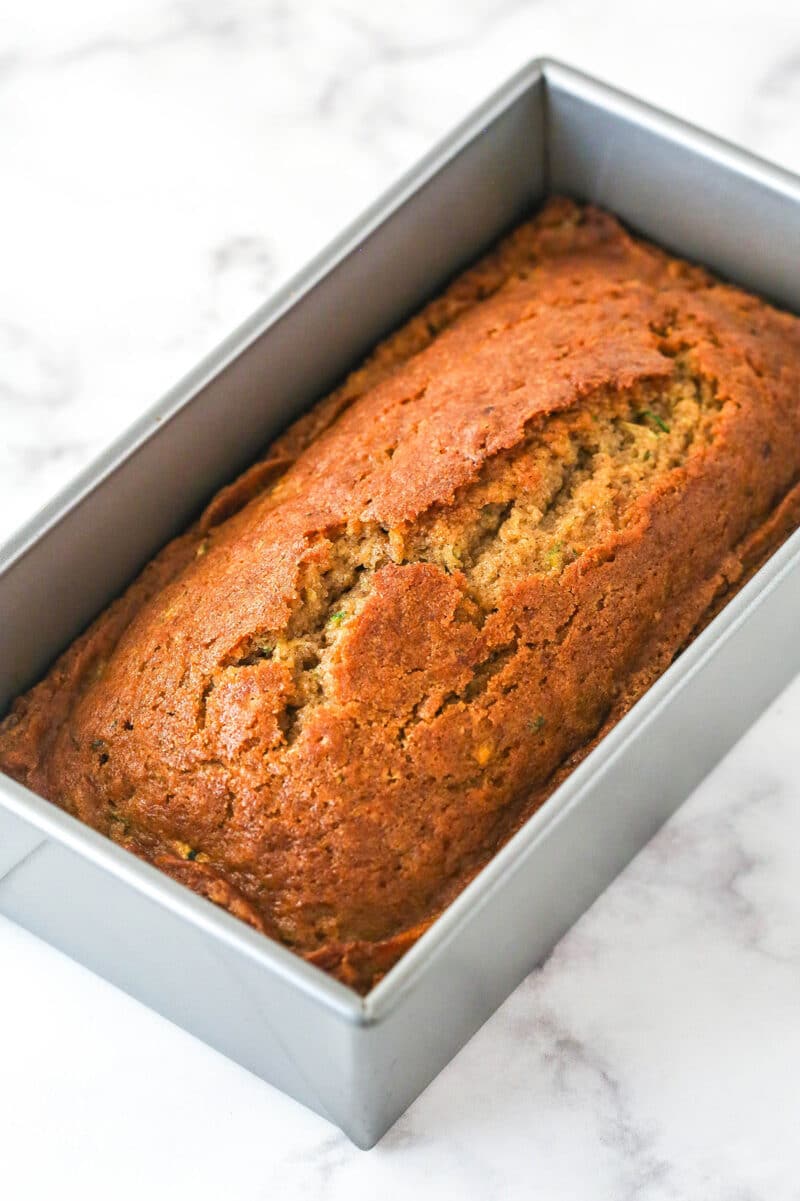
[1, 60, 799, 1149]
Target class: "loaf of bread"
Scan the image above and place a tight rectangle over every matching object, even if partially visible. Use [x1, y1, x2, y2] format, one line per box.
[2, 198, 800, 992]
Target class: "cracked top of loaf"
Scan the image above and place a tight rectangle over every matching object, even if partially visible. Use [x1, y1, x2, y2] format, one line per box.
[2, 197, 800, 992]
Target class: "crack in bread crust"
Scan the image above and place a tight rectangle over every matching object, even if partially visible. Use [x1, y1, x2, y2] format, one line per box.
[2, 197, 800, 993]
[209, 365, 723, 751]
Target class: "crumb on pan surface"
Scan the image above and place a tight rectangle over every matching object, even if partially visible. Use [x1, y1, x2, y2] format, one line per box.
[2, 197, 800, 993]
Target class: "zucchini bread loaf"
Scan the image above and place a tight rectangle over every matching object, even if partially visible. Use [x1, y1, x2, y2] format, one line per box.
[2, 198, 800, 993]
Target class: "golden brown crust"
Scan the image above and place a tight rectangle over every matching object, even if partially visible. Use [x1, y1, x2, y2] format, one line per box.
[2, 197, 800, 992]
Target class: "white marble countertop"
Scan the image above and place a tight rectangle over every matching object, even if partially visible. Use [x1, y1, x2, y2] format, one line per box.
[2, 2, 800, 1196]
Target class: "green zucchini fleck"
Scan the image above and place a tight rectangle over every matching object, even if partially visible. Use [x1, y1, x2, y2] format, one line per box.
[639, 409, 670, 434]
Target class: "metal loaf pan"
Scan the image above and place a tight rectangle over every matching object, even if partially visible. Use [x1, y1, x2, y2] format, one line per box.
[1, 61, 800, 1149]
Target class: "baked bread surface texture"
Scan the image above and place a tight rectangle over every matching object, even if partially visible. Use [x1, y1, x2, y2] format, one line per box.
[2, 198, 800, 992]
